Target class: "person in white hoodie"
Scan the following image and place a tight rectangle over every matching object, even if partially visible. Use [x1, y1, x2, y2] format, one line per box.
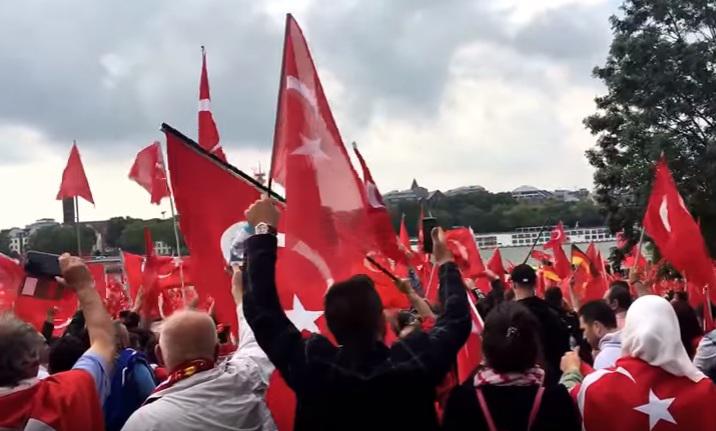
[122, 268, 276, 431]
[578, 300, 622, 370]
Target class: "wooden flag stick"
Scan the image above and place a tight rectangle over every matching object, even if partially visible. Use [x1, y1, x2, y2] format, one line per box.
[74, 196, 82, 256]
[523, 219, 550, 264]
[365, 255, 400, 283]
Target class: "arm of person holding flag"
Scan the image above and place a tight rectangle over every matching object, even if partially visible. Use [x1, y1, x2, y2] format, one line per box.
[57, 254, 116, 402]
[242, 198, 310, 391]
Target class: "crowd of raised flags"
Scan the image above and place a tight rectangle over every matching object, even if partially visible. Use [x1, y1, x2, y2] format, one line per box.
[2, 12, 716, 431]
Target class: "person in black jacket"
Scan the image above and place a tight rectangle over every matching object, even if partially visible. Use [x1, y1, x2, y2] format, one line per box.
[511, 264, 570, 387]
[442, 302, 580, 431]
[242, 198, 471, 431]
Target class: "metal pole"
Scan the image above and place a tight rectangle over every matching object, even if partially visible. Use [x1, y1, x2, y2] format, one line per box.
[161, 140, 186, 297]
[75, 197, 82, 255]
[523, 219, 550, 264]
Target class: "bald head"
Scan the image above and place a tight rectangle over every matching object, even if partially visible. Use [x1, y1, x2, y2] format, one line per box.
[158, 310, 218, 372]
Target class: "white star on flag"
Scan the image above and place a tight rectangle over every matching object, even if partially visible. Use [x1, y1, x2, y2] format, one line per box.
[285, 294, 323, 333]
[291, 134, 329, 162]
[634, 389, 677, 431]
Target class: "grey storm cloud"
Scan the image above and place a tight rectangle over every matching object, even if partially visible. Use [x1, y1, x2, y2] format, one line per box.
[0, 0, 616, 158]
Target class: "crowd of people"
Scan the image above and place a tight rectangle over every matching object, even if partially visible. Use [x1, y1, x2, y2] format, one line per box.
[2, 197, 716, 430]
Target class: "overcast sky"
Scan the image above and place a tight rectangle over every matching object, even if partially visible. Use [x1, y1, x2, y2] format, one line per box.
[0, 0, 620, 229]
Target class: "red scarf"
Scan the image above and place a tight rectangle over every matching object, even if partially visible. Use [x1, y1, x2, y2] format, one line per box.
[473, 366, 545, 387]
[0, 370, 104, 431]
[152, 359, 215, 394]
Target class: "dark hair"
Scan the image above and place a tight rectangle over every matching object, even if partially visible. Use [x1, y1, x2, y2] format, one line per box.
[218, 326, 231, 344]
[49, 335, 88, 374]
[0, 313, 45, 386]
[544, 287, 563, 309]
[607, 282, 632, 311]
[672, 300, 702, 359]
[325, 275, 384, 346]
[482, 302, 541, 373]
[579, 300, 617, 328]
[119, 311, 141, 329]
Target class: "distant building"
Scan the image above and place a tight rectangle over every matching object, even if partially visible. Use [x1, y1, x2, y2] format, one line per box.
[6, 219, 61, 254]
[474, 225, 615, 248]
[553, 188, 590, 203]
[511, 185, 553, 202]
[154, 240, 174, 256]
[383, 179, 430, 204]
[444, 185, 486, 197]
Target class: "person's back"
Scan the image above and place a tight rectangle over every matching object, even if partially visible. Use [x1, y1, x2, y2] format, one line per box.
[579, 296, 716, 430]
[241, 199, 471, 431]
[122, 270, 276, 431]
[104, 347, 156, 431]
[442, 302, 580, 431]
[512, 265, 570, 386]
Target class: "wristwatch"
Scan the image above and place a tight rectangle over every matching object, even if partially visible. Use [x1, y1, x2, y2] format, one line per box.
[254, 222, 277, 236]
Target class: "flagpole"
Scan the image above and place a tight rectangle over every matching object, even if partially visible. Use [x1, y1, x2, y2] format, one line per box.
[74, 196, 82, 255]
[630, 226, 646, 279]
[523, 218, 550, 264]
[159, 140, 187, 301]
[267, 14, 291, 194]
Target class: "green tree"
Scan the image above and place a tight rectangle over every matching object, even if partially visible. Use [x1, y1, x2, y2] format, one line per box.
[585, 0, 716, 255]
[105, 217, 140, 249]
[27, 225, 98, 255]
[118, 218, 187, 255]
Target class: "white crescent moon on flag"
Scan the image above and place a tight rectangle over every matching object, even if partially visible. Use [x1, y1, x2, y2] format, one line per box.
[293, 240, 334, 288]
[659, 196, 672, 233]
[286, 75, 318, 112]
[365, 182, 384, 209]
[449, 240, 469, 261]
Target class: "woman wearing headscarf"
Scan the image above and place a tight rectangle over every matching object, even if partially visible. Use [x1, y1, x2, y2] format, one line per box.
[576, 295, 716, 430]
[442, 302, 580, 431]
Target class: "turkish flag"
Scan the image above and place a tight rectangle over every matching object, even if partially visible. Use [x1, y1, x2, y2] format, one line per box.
[352, 143, 404, 265]
[457, 293, 484, 383]
[0, 253, 23, 311]
[531, 249, 553, 264]
[445, 227, 489, 294]
[14, 277, 77, 336]
[105, 275, 130, 318]
[198, 47, 226, 162]
[487, 248, 507, 285]
[165, 126, 261, 330]
[643, 158, 716, 303]
[87, 262, 107, 300]
[544, 222, 567, 250]
[583, 243, 608, 302]
[579, 357, 716, 430]
[122, 251, 144, 302]
[129, 141, 171, 205]
[157, 256, 193, 290]
[56, 143, 94, 204]
[552, 244, 572, 280]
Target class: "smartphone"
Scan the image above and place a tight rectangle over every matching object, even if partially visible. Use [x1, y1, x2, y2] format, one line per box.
[422, 217, 438, 254]
[25, 251, 61, 278]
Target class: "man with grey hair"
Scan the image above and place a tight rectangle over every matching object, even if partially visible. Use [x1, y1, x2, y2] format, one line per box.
[0, 254, 116, 431]
[122, 267, 276, 430]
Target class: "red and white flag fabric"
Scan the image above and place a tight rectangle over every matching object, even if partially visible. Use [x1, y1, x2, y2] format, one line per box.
[487, 248, 507, 285]
[198, 47, 226, 162]
[165, 127, 260, 330]
[14, 278, 77, 337]
[57, 143, 94, 204]
[578, 357, 716, 430]
[0, 253, 23, 312]
[544, 222, 567, 250]
[643, 157, 716, 303]
[129, 141, 171, 205]
[122, 251, 144, 303]
[456, 292, 484, 383]
[445, 227, 489, 293]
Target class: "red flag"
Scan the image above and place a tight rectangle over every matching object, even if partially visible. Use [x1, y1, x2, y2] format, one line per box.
[198, 47, 226, 161]
[157, 257, 193, 290]
[0, 254, 23, 311]
[129, 141, 171, 204]
[445, 227, 487, 280]
[165, 127, 260, 330]
[14, 277, 77, 336]
[105, 275, 130, 318]
[643, 157, 716, 303]
[487, 248, 507, 284]
[87, 262, 107, 300]
[552, 244, 572, 280]
[531, 250, 553, 263]
[56, 143, 94, 204]
[457, 293, 484, 383]
[704, 286, 715, 332]
[544, 222, 567, 250]
[399, 215, 411, 250]
[583, 243, 608, 302]
[352, 143, 404, 264]
[122, 251, 144, 302]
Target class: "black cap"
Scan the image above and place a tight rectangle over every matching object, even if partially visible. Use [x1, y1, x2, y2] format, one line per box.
[511, 264, 536, 286]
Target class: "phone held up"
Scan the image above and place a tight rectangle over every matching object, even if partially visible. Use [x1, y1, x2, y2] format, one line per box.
[25, 251, 62, 278]
[421, 217, 438, 254]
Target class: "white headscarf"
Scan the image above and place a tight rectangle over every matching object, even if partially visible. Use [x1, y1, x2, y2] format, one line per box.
[621, 295, 706, 382]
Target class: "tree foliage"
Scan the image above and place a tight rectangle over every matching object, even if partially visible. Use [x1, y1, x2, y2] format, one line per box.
[27, 225, 98, 255]
[105, 216, 140, 249]
[585, 0, 716, 256]
[387, 191, 604, 235]
[117, 218, 186, 255]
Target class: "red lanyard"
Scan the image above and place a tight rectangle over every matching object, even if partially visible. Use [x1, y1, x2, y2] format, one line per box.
[475, 386, 545, 431]
[153, 359, 215, 394]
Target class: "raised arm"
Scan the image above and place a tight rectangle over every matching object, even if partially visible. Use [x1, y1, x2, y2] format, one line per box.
[242, 198, 309, 391]
[395, 278, 436, 321]
[399, 228, 471, 383]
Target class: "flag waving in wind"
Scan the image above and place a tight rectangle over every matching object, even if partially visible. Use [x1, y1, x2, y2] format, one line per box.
[129, 141, 171, 204]
[198, 46, 226, 162]
[57, 143, 94, 204]
[643, 157, 716, 303]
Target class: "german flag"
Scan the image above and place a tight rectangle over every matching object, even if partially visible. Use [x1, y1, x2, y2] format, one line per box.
[571, 244, 591, 274]
[542, 264, 562, 282]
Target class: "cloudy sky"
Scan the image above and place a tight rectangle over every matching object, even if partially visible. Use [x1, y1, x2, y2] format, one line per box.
[0, 0, 620, 229]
